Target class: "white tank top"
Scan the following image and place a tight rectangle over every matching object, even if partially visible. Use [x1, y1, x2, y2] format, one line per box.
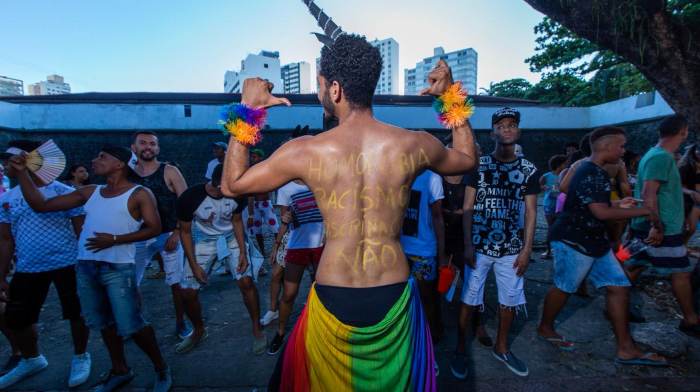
[78, 185, 143, 263]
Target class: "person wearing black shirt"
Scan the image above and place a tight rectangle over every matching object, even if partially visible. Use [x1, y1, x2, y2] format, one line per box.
[538, 127, 666, 366]
[451, 107, 538, 379]
[175, 165, 267, 355]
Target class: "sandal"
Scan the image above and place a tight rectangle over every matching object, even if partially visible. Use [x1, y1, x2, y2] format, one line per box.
[538, 334, 575, 351]
[614, 352, 668, 367]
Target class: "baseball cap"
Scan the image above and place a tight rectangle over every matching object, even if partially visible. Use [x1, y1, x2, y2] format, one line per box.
[492, 107, 521, 125]
[211, 142, 228, 150]
[101, 145, 136, 175]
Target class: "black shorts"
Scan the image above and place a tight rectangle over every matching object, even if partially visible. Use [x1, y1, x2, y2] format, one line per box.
[6, 265, 82, 330]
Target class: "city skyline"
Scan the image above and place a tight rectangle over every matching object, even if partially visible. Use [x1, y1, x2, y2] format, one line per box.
[1, 0, 545, 95]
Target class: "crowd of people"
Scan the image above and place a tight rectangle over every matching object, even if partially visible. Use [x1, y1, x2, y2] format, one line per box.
[0, 33, 698, 392]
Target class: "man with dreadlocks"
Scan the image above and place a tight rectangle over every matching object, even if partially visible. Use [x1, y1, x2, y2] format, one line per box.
[220, 4, 477, 389]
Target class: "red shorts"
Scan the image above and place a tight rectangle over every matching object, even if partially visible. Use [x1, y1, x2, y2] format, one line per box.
[284, 246, 324, 267]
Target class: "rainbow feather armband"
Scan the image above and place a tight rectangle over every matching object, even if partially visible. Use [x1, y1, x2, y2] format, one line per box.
[218, 103, 267, 146]
[432, 82, 474, 129]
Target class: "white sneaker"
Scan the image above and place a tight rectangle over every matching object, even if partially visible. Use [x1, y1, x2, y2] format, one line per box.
[68, 352, 91, 387]
[260, 310, 279, 326]
[0, 355, 48, 389]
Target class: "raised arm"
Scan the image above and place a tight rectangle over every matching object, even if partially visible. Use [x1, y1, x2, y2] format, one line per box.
[221, 78, 293, 198]
[15, 169, 93, 212]
[222, 137, 307, 197]
[420, 60, 477, 175]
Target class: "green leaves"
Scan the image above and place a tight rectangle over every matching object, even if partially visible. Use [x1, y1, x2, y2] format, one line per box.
[485, 16, 653, 106]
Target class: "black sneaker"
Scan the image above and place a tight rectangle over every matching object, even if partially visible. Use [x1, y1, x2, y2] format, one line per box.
[449, 353, 468, 380]
[492, 350, 529, 377]
[268, 333, 285, 355]
[0, 355, 20, 376]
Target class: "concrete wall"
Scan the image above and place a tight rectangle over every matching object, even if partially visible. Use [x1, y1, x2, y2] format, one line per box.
[0, 91, 676, 183]
[589, 92, 673, 127]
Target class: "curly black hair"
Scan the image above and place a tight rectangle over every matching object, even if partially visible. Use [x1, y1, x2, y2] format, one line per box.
[319, 34, 382, 109]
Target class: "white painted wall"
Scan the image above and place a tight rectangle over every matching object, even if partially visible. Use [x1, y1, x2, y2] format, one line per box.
[0, 101, 21, 129]
[0, 91, 676, 132]
[589, 92, 673, 127]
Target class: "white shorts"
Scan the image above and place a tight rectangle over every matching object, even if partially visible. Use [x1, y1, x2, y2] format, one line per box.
[461, 253, 526, 308]
[180, 235, 253, 290]
[134, 232, 184, 287]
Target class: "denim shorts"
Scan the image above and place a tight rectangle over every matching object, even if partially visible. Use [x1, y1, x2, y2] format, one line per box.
[76, 260, 148, 337]
[180, 235, 252, 290]
[551, 241, 630, 293]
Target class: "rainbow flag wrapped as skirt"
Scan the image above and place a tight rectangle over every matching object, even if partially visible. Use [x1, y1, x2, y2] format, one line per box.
[280, 278, 436, 391]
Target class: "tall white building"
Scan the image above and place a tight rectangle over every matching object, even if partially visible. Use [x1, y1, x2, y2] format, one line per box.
[224, 50, 283, 94]
[405, 47, 477, 96]
[0, 75, 23, 96]
[27, 74, 71, 95]
[369, 38, 399, 95]
[281, 61, 312, 94]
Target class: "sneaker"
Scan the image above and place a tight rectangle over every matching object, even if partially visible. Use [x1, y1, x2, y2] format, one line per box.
[449, 352, 468, 380]
[267, 333, 284, 355]
[176, 321, 194, 340]
[260, 310, 279, 327]
[175, 329, 209, 354]
[0, 355, 21, 376]
[492, 350, 529, 377]
[254, 335, 268, 355]
[94, 369, 135, 392]
[0, 355, 48, 389]
[152, 367, 172, 392]
[68, 352, 92, 387]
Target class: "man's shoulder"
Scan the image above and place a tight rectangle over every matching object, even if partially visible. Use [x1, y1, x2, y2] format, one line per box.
[641, 147, 672, 166]
[164, 163, 184, 177]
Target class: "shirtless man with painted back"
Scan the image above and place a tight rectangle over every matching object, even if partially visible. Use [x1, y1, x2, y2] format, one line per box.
[223, 34, 476, 391]
[223, 45, 475, 289]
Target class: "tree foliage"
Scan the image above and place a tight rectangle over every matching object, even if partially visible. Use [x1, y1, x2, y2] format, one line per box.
[521, 0, 700, 129]
[485, 16, 656, 106]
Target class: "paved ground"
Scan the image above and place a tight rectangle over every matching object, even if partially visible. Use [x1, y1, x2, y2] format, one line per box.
[2, 203, 700, 391]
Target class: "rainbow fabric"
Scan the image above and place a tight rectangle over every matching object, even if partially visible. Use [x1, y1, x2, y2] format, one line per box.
[279, 279, 436, 392]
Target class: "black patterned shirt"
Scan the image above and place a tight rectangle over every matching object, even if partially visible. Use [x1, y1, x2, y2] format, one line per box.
[466, 155, 539, 258]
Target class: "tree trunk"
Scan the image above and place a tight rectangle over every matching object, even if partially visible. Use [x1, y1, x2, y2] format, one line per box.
[523, 0, 700, 132]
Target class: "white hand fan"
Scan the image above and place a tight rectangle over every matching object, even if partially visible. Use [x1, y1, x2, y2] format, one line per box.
[25, 140, 66, 183]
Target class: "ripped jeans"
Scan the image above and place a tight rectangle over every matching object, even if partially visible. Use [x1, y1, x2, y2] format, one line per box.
[460, 253, 526, 311]
[76, 260, 148, 337]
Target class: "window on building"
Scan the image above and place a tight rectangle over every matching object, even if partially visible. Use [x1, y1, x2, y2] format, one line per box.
[184, 104, 192, 118]
[264, 64, 269, 68]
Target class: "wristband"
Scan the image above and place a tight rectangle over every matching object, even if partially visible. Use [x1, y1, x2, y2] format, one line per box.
[432, 82, 474, 129]
[218, 103, 267, 146]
